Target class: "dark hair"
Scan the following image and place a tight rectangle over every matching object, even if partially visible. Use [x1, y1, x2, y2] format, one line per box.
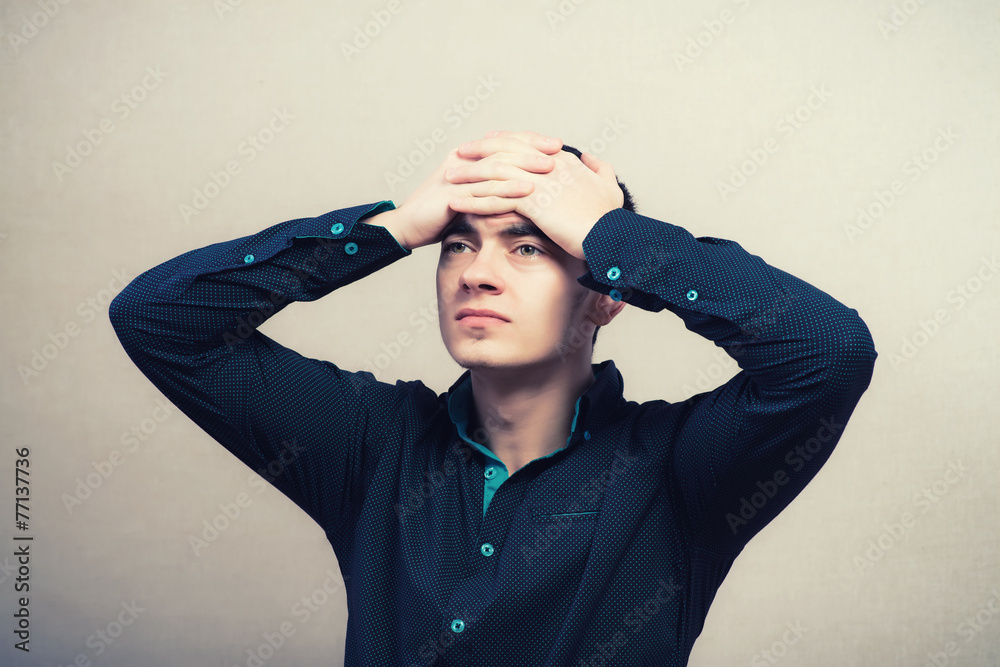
[560, 144, 636, 348]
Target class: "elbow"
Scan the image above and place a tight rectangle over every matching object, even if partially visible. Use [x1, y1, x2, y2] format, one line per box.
[108, 279, 148, 341]
[823, 308, 878, 393]
[108, 286, 133, 332]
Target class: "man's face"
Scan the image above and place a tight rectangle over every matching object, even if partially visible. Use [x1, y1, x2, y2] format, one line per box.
[436, 211, 598, 371]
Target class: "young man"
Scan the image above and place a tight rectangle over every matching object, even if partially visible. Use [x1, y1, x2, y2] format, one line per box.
[109, 130, 877, 666]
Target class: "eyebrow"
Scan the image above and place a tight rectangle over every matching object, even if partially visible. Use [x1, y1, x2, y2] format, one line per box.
[441, 218, 555, 245]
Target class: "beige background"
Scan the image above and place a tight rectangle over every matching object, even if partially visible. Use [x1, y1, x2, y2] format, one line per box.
[2, 1, 998, 665]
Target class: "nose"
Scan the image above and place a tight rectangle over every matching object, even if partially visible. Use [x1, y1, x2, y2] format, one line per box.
[458, 243, 505, 294]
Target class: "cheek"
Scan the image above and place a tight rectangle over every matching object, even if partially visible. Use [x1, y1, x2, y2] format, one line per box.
[521, 284, 577, 339]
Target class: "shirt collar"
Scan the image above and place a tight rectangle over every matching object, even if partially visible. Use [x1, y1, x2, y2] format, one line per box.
[445, 359, 626, 455]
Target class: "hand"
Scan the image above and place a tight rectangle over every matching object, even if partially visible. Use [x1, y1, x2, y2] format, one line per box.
[445, 130, 624, 260]
[369, 133, 564, 251]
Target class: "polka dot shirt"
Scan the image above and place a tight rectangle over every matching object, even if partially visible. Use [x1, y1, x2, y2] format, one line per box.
[110, 202, 878, 666]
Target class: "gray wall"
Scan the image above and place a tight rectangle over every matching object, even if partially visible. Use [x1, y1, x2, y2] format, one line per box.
[1, 1, 998, 665]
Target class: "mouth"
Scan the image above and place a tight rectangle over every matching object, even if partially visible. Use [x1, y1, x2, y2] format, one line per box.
[455, 308, 509, 326]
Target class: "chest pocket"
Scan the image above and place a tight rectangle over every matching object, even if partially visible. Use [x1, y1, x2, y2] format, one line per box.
[530, 498, 602, 522]
[517, 497, 601, 581]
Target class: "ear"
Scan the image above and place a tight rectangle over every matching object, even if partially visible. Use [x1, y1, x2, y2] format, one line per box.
[588, 293, 626, 326]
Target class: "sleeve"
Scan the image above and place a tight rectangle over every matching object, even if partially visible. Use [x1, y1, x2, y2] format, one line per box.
[108, 201, 414, 551]
[577, 208, 878, 555]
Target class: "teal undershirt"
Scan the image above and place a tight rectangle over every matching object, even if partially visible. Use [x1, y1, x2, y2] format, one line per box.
[446, 368, 602, 518]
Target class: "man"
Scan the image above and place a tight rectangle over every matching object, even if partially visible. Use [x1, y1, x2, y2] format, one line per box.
[109, 130, 877, 666]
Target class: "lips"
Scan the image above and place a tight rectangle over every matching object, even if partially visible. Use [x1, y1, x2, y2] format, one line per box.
[455, 308, 509, 322]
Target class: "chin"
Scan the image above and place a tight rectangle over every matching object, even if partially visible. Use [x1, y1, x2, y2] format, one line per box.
[447, 341, 557, 373]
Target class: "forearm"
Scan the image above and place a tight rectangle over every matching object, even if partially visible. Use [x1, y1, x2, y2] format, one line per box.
[110, 201, 408, 354]
[579, 208, 877, 396]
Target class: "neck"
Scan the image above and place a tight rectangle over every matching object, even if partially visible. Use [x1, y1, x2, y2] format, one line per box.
[468, 358, 596, 474]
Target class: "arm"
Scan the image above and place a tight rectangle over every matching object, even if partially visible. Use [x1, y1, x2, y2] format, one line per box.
[577, 208, 877, 555]
[108, 202, 415, 549]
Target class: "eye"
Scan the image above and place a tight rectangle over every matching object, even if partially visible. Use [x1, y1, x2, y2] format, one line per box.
[443, 241, 470, 254]
[516, 244, 542, 257]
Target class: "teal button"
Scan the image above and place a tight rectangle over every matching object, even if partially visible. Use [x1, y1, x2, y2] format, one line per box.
[450, 619, 465, 633]
[345, 242, 358, 255]
[583, 431, 591, 440]
[480, 543, 494, 557]
[484, 467, 496, 479]
[606, 266, 621, 280]
[330, 222, 344, 234]
[686, 289, 698, 301]
[243, 254, 254, 264]
[609, 289, 622, 302]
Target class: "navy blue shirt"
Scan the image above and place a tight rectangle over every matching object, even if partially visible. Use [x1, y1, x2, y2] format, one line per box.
[109, 202, 877, 666]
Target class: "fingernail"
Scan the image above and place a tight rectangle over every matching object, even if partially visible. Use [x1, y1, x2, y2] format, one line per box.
[445, 167, 455, 178]
[460, 142, 472, 152]
[485, 130, 499, 138]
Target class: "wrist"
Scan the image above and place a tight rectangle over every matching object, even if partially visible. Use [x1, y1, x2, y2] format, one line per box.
[363, 208, 411, 251]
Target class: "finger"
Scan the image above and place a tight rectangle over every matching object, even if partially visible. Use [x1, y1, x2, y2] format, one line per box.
[448, 195, 520, 216]
[438, 149, 480, 173]
[459, 134, 562, 159]
[580, 151, 618, 183]
[446, 155, 549, 184]
[486, 130, 564, 152]
[459, 179, 535, 199]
